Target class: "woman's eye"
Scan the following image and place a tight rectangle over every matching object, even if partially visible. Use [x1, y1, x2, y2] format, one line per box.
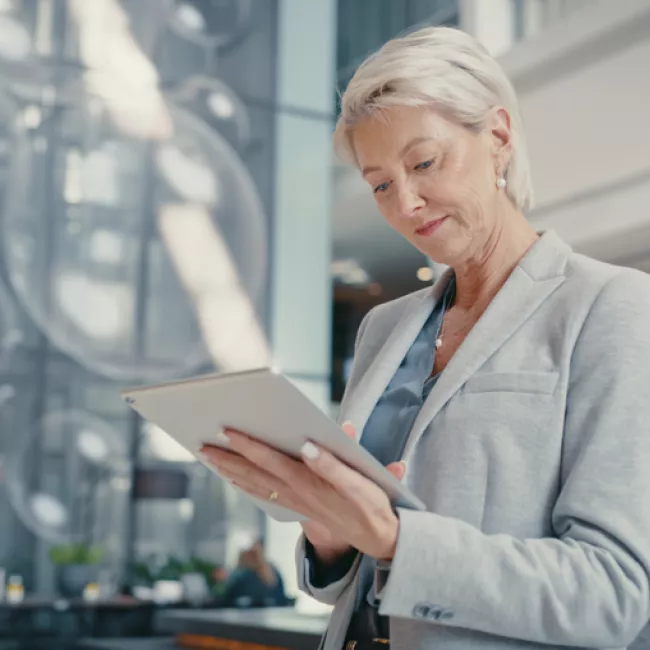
[415, 159, 434, 171]
[373, 181, 390, 194]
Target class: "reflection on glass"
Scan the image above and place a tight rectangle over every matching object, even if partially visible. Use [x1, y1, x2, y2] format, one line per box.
[168, 0, 253, 51]
[1, 84, 268, 380]
[5, 409, 130, 544]
[157, 203, 271, 372]
[0, 278, 23, 366]
[169, 75, 252, 152]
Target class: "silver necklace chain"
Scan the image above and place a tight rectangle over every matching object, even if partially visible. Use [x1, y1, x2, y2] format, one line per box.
[435, 281, 456, 350]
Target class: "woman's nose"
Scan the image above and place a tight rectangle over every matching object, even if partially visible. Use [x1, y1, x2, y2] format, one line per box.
[395, 183, 425, 220]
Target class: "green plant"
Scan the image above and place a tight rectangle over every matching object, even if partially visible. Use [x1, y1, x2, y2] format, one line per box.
[48, 543, 105, 566]
[132, 561, 155, 585]
[130, 554, 226, 595]
[157, 555, 186, 581]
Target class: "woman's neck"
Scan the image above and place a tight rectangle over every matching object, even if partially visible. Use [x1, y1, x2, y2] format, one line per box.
[452, 213, 538, 312]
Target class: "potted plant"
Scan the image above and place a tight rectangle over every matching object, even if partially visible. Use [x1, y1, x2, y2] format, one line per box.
[130, 554, 226, 604]
[48, 543, 105, 598]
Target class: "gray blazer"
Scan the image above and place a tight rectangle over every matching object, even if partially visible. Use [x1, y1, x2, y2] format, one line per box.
[296, 231, 650, 650]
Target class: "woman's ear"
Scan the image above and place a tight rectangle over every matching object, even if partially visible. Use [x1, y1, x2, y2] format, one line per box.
[487, 106, 513, 170]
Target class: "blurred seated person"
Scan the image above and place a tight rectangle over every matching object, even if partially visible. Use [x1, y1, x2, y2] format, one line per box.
[221, 540, 291, 608]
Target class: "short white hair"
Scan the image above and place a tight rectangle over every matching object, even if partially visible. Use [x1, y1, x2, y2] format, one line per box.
[334, 26, 534, 212]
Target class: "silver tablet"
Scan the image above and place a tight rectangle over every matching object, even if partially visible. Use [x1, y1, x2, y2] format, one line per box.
[121, 367, 425, 522]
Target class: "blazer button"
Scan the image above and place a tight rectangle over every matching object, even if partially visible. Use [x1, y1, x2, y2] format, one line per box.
[430, 607, 454, 622]
[413, 602, 454, 622]
[412, 602, 432, 619]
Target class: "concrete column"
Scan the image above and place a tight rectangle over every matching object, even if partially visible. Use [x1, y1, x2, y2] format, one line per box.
[266, 0, 337, 612]
[460, 0, 515, 56]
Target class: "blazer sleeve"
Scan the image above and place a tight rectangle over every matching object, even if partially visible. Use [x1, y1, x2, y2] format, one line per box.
[295, 309, 373, 604]
[377, 269, 650, 648]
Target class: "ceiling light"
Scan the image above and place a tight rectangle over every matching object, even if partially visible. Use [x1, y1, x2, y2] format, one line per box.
[169, 76, 252, 152]
[417, 266, 434, 282]
[330, 259, 371, 287]
[22, 106, 41, 129]
[169, 0, 253, 49]
[77, 429, 110, 463]
[207, 92, 235, 119]
[29, 493, 68, 529]
[174, 3, 205, 32]
[179, 498, 194, 520]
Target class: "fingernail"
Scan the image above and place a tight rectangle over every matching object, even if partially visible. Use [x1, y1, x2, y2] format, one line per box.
[300, 441, 320, 460]
[215, 431, 230, 445]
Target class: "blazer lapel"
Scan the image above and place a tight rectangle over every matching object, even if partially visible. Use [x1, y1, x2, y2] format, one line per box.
[402, 231, 570, 460]
[343, 269, 455, 441]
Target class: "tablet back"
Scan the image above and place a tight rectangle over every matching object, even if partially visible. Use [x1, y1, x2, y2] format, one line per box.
[121, 368, 425, 521]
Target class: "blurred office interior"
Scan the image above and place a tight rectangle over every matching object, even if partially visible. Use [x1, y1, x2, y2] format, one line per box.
[0, 0, 648, 648]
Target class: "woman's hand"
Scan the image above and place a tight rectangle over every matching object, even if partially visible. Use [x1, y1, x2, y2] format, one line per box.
[200, 424, 406, 561]
[299, 422, 405, 565]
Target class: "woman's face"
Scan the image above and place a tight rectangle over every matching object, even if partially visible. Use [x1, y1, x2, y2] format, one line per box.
[351, 105, 511, 268]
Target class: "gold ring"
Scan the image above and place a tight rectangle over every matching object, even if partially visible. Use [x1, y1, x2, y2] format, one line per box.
[269, 491, 279, 502]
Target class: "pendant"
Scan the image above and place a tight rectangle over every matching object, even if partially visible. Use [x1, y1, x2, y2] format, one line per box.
[435, 337, 442, 350]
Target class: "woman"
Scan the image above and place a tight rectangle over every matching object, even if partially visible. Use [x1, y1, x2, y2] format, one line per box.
[220, 540, 290, 608]
[200, 26, 650, 649]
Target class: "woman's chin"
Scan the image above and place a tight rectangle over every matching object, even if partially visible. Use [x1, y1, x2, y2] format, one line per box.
[417, 238, 461, 268]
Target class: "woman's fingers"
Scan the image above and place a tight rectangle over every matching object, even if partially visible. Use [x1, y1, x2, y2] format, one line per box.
[223, 430, 306, 483]
[200, 445, 248, 473]
[231, 476, 283, 504]
[201, 440, 315, 518]
[201, 445, 279, 489]
[300, 442, 383, 506]
[202, 456, 310, 518]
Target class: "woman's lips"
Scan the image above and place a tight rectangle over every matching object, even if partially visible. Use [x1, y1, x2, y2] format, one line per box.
[415, 216, 448, 236]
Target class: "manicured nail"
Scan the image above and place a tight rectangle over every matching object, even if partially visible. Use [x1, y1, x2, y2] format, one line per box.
[301, 441, 320, 460]
[215, 431, 230, 445]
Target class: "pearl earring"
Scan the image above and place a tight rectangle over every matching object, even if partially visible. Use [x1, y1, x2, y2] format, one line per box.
[496, 177, 507, 190]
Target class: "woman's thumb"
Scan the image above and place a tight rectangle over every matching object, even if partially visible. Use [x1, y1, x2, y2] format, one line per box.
[341, 421, 357, 440]
[387, 460, 406, 481]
